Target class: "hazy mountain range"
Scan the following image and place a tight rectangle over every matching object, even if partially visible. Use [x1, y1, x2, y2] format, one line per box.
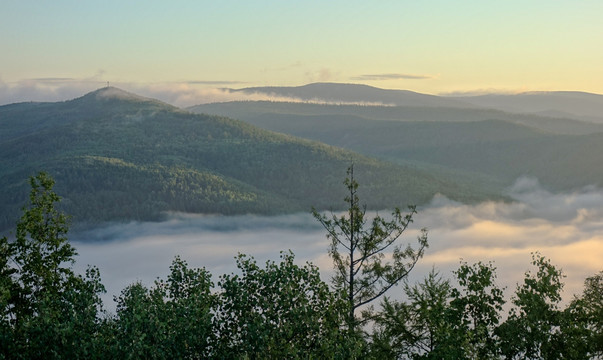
[0, 86, 493, 231]
[451, 91, 603, 123]
[231, 82, 603, 123]
[229, 83, 473, 108]
[191, 83, 603, 194]
[2, 82, 602, 231]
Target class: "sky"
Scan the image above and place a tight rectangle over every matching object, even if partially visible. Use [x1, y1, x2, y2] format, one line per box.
[2, 1, 603, 106]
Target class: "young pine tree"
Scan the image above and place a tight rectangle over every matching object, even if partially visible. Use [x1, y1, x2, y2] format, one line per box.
[313, 165, 428, 334]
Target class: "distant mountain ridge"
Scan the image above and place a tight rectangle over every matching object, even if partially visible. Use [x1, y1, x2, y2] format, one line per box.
[190, 100, 603, 136]
[0, 87, 497, 232]
[231, 83, 476, 108]
[190, 98, 603, 194]
[5, 84, 603, 232]
[228, 82, 603, 123]
[450, 91, 603, 123]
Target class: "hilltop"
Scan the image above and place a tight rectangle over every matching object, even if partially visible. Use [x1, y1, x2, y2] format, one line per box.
[0, 87, 494, 231]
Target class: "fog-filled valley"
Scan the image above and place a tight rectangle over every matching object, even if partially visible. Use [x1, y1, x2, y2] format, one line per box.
[69, 176, 602, 311]
[2, 84, 603, 306]
[2, 83, 602, 297]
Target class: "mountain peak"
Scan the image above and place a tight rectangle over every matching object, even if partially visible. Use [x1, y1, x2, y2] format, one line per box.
[73, 86, 174, 109]
[87, 86, 151, 102]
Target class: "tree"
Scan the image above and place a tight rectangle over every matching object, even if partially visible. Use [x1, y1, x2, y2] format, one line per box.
[313, 164, 428, 333]
[12, 172, 75, 319]
[0, 232, 16, 354]
[371, 262, 505, 360]
[110, 256, 214, 359]
[580, 271, 603, 357]
[111, 282, 156, 359]
[371, 270, 457, 359]
[449, 261, 505, 359]
[565, 271, 603, 359]
[497, 253, 566, 360]
[214, 251, 348, 358]
[0, 172, 106, 359]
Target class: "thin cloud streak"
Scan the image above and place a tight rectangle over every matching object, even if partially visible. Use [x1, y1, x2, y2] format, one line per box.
[29, 77, 77, 82]
[440, 87, 532, 97]
[352, 73, 435, 81]
[185, 80, 248, 85]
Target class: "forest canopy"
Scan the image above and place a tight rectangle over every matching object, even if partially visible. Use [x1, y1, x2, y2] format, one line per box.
[0, 172, 601, 359]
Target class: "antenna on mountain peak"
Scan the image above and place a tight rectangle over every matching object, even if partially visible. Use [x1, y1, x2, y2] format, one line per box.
[106, 81, 110, 88]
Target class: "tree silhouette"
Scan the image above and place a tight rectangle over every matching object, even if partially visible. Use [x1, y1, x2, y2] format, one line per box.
[313, 164, 428, 333]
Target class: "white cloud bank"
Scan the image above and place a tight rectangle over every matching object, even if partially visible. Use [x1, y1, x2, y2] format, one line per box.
[71, 177, 603, 311]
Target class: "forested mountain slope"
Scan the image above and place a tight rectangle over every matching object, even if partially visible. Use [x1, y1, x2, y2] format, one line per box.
[190, 100, 603, 192]
[0, 87, 494, 231]
[190, 100, 603, 136]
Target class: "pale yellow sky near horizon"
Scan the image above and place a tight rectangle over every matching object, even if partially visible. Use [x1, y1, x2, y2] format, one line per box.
[1, 0, 603, 102]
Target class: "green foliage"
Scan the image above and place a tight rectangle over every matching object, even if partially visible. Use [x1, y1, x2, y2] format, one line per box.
[495, 255, 602, 359]
[109, 257, 214, 359]
[560, 271, 603, 359]
[449, 261, 505, 359]
[373, 259, 602, 360]
[579, 271, 603, 356]
[1, 172, 601, 358]
[214, 251, 349, 358]
[371, 270, 457, 359]
[108, 251, 356, 359]
[497, 253, 568, 359]
[13, 173, 75, 300]
[313, 165, 428, 333]
[0, 236, 14, 353]
[0, 172, 106, 359]
[371, 262, 505, 360]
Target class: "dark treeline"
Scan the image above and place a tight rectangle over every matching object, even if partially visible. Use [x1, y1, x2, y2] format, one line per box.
[0, 173, 601, 359]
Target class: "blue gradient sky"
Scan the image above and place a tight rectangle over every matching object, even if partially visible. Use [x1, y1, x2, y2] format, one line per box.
[2, 1, 602, 102]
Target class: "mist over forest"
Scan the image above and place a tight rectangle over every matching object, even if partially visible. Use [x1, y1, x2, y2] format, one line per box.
[2, 83, 602, 357]
[69, 176, 602, 311]
[1, 83, 602, 300]
[2, 84, 602, 302]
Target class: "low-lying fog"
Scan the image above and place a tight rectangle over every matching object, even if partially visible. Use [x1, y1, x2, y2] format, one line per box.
[71, 177, 603, 311]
